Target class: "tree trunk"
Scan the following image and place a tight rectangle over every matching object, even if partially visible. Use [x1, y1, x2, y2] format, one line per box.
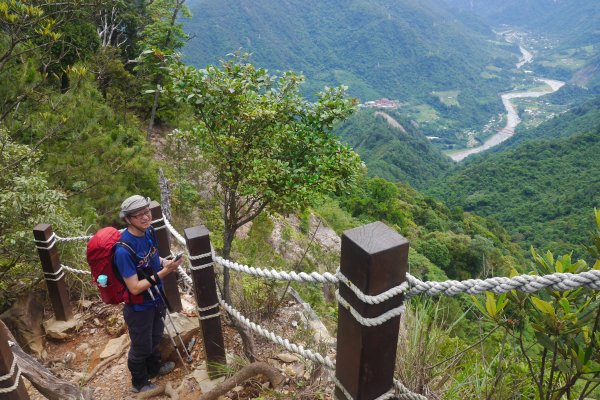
[146, 77, 162, 141]
[221, 224, 256, 361]
[0, 321, 93, 400]
[159, 168, 172, 221]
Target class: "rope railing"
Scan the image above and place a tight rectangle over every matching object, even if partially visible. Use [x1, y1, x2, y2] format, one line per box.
[41, 217, 600, 400]
[219, 299, 336, 370]
[405, 270, 600, 297]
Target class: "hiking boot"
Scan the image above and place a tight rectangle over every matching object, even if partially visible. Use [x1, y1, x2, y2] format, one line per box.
[158, 361, 175, 376]
[131, 383, 158, 393]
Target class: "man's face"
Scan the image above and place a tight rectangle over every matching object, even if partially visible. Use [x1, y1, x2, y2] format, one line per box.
[128, 207, 152, 230]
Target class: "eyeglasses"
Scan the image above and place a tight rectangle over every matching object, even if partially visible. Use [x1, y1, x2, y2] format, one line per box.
[130, 209, 152, 219]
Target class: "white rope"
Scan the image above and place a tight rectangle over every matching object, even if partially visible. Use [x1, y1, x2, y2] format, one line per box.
[61, 264, 91, 275]
[55, 234, 92, 242]
[336, 291, 405, 327]
[178, 266, 194, 286]
[43, 267, 65, 282]
[199, 311, 221, 321]
[333, 375, 397, 400]
[337, 270, 408, 304]
[0, 358, 16, 382]
[34, 233, 56, 244]
[35, 234, 57, 250]
[188, 251, 212, 261]
[190, 262, 214, 271]
[220, 299, 336, 370]
[198, 304, 219, 312]
[406, 269, 600, 298]
[0, 358, 23, 394]
[215, 256, 339, 284]
[163, 217, 186, 246]
[394, 379, 429, 400]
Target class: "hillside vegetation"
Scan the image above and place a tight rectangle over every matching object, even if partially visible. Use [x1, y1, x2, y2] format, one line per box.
[183, 0, 519, 134]
[2, 1, 600, 398]
[334, 109, 453, 187]
[428, 124, 600, 258]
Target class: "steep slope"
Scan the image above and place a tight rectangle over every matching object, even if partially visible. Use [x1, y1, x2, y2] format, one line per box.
[183, 0, 518, 130]
[334, 109, 453, 187]
[428, 125, 600, 258]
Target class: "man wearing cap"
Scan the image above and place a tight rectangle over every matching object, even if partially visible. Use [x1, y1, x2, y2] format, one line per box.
[115, 195, 184, 393]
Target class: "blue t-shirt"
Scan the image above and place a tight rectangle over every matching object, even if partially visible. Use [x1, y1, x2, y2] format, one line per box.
[114, 228, 162, 311]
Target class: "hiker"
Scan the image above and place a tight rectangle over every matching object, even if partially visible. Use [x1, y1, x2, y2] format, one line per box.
[115, 195, 184, 393]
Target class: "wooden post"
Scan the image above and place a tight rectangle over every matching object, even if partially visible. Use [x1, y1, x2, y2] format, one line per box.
[184, 225, 226, 378]
[335, 221, 409, 400]
[0, 321, 29, 399]
[150, 201, 182, 312]
[33, 224, 72, 322]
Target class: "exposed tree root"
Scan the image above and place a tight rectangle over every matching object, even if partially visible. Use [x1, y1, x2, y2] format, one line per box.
[82, 335, 131, 384]
[134, 382, 178, 399]
[199, 361, 285, 400]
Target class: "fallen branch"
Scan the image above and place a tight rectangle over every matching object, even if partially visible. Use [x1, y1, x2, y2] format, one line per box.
[199, 362, 285, 400]
[0, 320, 94, 400]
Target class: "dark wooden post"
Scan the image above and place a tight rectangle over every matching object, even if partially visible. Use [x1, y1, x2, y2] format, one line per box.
[150, 201, 182, 312]
[335, 221, 409, 399]
[184, 225, 226, 378]
[33, 224, 72, 322]
[0, 319, 29, 399]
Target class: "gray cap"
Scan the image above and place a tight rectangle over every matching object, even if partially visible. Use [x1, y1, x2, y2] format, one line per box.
[119, 195, 151, 219]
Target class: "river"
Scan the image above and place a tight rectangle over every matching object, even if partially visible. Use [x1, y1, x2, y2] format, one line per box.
[448, 46, 565, 162]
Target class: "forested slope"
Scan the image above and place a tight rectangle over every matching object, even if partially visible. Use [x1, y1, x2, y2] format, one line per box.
[334, 109, 453, 187]
[428, 127, 600, 258]
[183, 0, 518, 130]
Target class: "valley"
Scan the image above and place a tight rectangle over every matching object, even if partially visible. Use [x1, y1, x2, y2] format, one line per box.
[448, 76, 564, 161]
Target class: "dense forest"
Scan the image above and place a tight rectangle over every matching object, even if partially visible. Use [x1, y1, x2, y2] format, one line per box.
[334, 109, 453, 187]
[182, 0, 520, 136]
[1, 1, 600, 399]
[428, 98, 600, 259]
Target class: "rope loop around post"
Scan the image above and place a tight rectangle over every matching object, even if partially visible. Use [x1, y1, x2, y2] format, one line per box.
[0, 357, 23, 394]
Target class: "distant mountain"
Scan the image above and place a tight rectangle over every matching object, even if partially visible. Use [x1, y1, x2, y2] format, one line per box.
[183, 0, 518, 132]
[427, 99, 600, 258]
[443, 0, 600, 90]
[335, 109, 453, 187]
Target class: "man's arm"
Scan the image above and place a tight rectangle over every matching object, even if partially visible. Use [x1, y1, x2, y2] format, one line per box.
[122, 258, 183, 295]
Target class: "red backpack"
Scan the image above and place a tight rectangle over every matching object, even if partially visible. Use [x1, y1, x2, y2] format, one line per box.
[86, 227, 143, 304]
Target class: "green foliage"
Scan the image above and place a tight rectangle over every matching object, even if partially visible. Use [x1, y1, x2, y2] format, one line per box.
[472, 243, 600, 398]
[168, 52, 363, 232]
[182, 0, 517, 131]
[336, 176, 523, 279]
[429, 119, 600, 260]
[0, 129, 82, 309]
[334, 110, 453, 187]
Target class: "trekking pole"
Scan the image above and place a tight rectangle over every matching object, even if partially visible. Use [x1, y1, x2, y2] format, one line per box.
[141, 267, 194, 364]
[147, 289, 192, 369]
[149, 286, 194, 363]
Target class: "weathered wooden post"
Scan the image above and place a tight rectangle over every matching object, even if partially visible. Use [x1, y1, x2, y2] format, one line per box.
[0, 320, 29, 399]
[184, 225, 226, 377]
[335, 221, 409, 399]
[33, 224, 72, 322]
[150, 201, 182, 312]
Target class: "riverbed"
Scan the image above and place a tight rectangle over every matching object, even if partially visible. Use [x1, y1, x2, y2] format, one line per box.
[447, 40, 564, 162]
